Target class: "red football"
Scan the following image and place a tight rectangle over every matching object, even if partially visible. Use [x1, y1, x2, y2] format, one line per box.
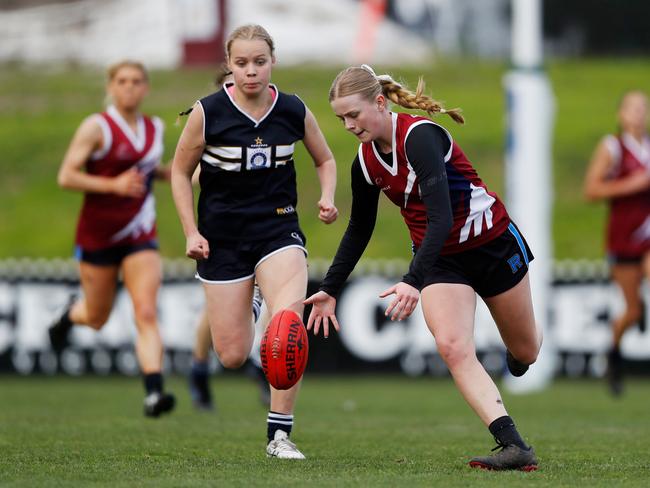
[260, 309, 309, 390]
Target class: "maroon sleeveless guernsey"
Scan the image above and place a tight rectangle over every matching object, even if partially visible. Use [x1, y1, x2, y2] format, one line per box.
[75, 105, 163, 250]
[357, 112, 510, 254]
[604, 133, 650, 258]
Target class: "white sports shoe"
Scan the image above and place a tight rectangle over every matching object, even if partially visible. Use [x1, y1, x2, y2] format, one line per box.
[266, 430, 306, 460]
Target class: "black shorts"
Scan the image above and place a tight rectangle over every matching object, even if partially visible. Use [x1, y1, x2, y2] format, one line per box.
[607, 253, 643, 265]
[74, 240, 159, 266]
[421, 223, 534, 298]
[196, 229, 307, 283]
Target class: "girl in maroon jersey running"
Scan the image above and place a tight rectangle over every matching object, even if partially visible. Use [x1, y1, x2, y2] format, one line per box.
[48, 60, 175, 418]
[305, 65, 541, 471]
[584, 90, 650, 396]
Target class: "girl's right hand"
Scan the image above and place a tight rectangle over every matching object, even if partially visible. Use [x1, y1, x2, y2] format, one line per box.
[304, 291, 340, 338]
[112, 168, 145, 197]
[186, 231, 210, 260]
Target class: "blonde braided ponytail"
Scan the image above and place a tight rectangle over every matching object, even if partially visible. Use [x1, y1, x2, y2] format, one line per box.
[329, 65, 464, 125]
[378, 76, 464, 124]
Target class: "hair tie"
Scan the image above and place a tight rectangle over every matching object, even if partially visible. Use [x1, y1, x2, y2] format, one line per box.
[439, 108, 447, 114]
[360, 64, 376, 76]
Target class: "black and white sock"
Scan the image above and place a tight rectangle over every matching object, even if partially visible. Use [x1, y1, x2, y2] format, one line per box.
[267, 411, 293, 442]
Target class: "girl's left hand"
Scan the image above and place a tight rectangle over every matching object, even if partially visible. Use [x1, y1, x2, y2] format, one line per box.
[379, 282, 420, 321]
[318, 197, 338, 224]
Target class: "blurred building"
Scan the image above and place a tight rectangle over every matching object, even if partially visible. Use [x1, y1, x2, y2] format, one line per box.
[1, 0, 649, 69]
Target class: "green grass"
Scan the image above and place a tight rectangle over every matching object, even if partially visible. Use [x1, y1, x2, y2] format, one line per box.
[1, 375, 649, 487]
[2, 59, 650, 260]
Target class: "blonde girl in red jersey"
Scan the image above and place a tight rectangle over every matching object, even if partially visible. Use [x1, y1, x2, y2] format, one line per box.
[584, 90, 650, 396]
[49, 61, 175, 418]
[306, 66, 541, 471]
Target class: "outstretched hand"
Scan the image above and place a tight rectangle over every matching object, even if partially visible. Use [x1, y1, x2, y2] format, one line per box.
[379, 282, 420, 321]
[304, 291, 340, 338]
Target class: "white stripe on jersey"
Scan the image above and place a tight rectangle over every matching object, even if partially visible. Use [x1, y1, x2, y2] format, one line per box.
[205, 145, 243, 159]
[458, 183, 495, 243]
[107, 105, 146, 152]
[202, 152, 242, 171]
[404, 161, 416, 208]
[370, 112, 399, 176]
[110, 194, 156, 242]
[622, 132, 650, 168]
[357, 144, 373, 185]
[403, 119, 454, 162]
[135, 117, 164, 176]
[276, 144, 295, 157]
[632, 215, 650, 243]
[91, 114, 112, 161]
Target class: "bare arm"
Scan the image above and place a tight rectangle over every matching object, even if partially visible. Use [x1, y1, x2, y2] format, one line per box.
[57, 116, 144, 197]
[302, 107, 338, 224]
[171, 103, 210, 259]
[584, 138, 650, 201]
[153, 164, 172, 182]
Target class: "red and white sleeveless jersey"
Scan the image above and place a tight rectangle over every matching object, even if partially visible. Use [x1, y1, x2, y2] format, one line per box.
[604, 133, 650, 257]
[75, 105, 164, 250]
[357, 112, 510, 254]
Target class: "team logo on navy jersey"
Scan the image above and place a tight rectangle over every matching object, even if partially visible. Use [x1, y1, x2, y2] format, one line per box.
[247, 137, 272, 170]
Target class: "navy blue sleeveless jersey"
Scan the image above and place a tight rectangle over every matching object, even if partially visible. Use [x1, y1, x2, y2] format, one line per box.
[197, 83, 306, 242]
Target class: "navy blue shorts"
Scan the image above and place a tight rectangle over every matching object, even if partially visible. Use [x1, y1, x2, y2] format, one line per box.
[607, 253, 643, 265]
[74, 240, 159, 266]
[196, 229, 307, 284]
[421, 222, 534, 298]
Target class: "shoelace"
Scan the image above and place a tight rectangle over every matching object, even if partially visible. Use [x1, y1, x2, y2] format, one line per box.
[490, 438, 508, 452]
[273, 438, 298, 452]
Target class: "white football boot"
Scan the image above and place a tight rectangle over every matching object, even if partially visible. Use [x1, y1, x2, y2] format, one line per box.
[266, 430, 306, 459]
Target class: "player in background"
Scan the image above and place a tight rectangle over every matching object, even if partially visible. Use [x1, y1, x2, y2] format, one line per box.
[48, 60, 175, 418]
[583, 90, 650, 396]
[171, 24, 338, 459]
[305, 65, 541, 471]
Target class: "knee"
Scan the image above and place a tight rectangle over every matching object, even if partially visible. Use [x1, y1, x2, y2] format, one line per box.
[133, 303, 158, 327]
[510, 339, 541, 366]
[625, 304, 643, 324]
[513, 347, 539, 366]
[436, 337, 474, 368]
[215, 347, 248, 369]
[85, 310, 110, 330]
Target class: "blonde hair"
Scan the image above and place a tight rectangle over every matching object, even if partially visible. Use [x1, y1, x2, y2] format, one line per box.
[329, 65, 464, 124]
[218, 25, 275, 86]
[106, 60, 148, 82]
[225, 24, 275, 59]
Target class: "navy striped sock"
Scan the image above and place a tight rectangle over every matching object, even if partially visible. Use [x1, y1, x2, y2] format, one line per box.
[267, 411, 293, 442]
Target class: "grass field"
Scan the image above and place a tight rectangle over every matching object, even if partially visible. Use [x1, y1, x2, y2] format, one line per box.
[2, 59, 650, 261]
[1, 375, 649, 487]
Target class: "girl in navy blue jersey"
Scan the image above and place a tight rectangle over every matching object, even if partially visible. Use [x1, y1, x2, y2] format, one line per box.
[305, 65, 541, 471]
[171, 24, 338, 459]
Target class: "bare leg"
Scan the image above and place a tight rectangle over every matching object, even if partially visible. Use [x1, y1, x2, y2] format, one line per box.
[121, 250, 164, 374]
[255, 248, 308, 415]
[193, 309, 212, 362]
[421, 283, 507, 426]
[203, 278, 256, 369]
[610, 263, 643, 347]
[484, 274, 541, 366]
[69, 262, 119, 329]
